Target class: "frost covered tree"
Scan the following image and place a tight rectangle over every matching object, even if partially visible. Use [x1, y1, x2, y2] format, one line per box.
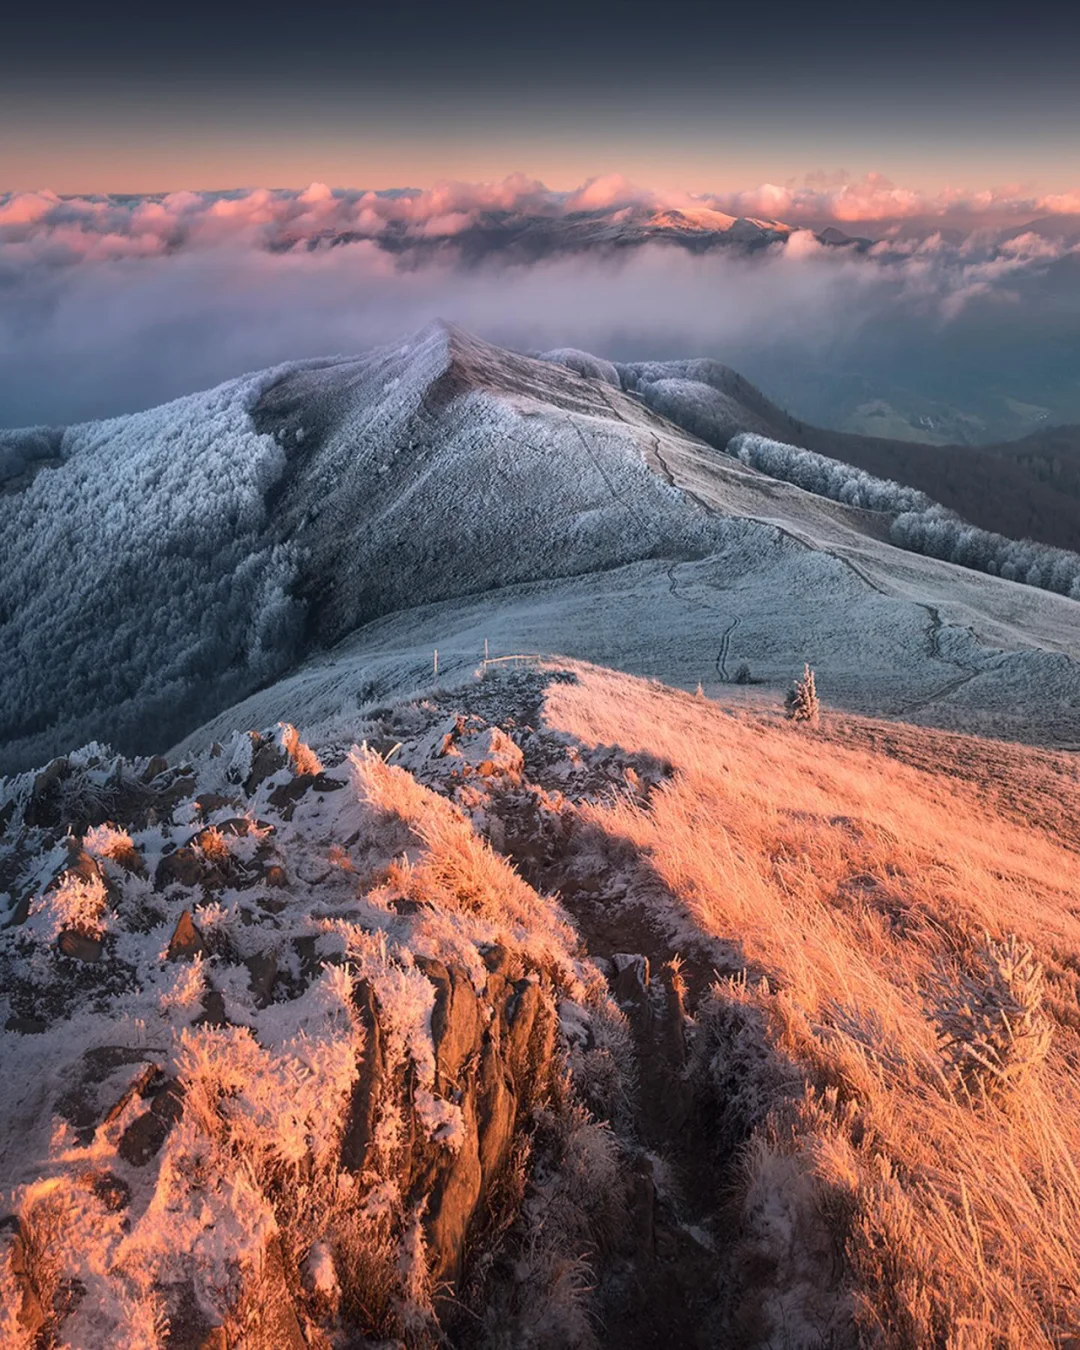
[730, 433, 1080, 604]
[785, 664, 820, 726]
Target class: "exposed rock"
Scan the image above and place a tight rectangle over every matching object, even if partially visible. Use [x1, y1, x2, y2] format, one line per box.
[76, 1169, 132, 1213]
[57, 930, 103, 962]
[158, 1279, 228, 1350]
[140, 754, 170, 783]
[504, 977, 551, 1091]
[52, 845, 118, 903]
[231, 1234, 305, 1350]
[341, 979, 385, 1174]
[55, 1047, 165, 1145]
[23, 756, 70, 828]
[415, 957, 481, 1090]
[429, 716, 525, 783]
[117, 1079, 183, 1166]
[156, 845, 216, 892]
[244, 952, 278, 1007]
[414, 1093, 483, 1287]
[265, 771, 346, 819]
[475, 1036, 517, 1191]
[612, 952, 651, 1008]
[1, 1220, 46, 1340]
[101, 833, 146, 876]
[193, 790, 240, 818]
[194, 986, 229, 1027]
[155, 770, 198, 813]
[245, 733, 289, 793]
[167, 909, 206, 961]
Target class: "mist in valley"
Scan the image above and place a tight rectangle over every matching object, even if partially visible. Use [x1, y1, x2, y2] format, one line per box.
[2, 227, 1079, 441]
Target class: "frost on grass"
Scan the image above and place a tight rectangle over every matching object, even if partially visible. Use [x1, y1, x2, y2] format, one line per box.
[0, 711, 615, 1348]
[933, 933, 1053, 1104]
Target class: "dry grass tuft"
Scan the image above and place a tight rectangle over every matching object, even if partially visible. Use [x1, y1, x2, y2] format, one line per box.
[47, 870, 108, 938]
[279, 723, 324, 777]
[196, 825, 231, 864]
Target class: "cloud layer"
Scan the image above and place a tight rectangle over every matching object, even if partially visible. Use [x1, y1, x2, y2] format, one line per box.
[1, 174, 1079, 433]
[3, 174, 1080, 270]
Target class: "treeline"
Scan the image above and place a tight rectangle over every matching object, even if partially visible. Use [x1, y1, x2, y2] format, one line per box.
[731, 432, 934, 514]
[730, 433, 1080, 601]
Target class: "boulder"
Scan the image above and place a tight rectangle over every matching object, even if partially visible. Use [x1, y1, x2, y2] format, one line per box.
[167, 910, 206, 962]
[57, 930, 103, 962]
[117, 1079, 183, 1166]
[55, 1046, 166, 1145]
[244, 952, 278, 1008]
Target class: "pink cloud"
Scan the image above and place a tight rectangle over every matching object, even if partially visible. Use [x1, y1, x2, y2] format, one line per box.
[2, 174, 1079, 272]
[706, 174, 1080, 226]
[0, 190, 61, 230]
[565, 174, 649, 211]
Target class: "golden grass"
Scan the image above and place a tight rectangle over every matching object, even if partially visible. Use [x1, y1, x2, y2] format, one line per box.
[541, 662, 1080, 1346]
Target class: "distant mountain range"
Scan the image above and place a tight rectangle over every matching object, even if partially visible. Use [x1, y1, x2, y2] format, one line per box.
[278, 203, 806, 261]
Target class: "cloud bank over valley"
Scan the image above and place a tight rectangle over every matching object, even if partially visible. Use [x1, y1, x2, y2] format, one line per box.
[2, 175, 1080, 435]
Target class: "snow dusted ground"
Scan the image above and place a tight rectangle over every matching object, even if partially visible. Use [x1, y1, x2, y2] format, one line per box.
[5, 321, 1080, 773]
[177, 338, 1080, 752]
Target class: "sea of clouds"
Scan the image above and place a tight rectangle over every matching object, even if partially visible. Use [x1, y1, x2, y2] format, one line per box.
[1, 174, 1078, 427]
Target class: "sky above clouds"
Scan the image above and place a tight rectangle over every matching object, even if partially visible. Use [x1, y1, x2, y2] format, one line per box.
[3, 0, 1079, 436]
[2, 0, 1080, 194]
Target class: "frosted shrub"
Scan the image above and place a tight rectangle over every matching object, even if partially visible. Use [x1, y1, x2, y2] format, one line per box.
[47, 870, 108, 937]
[785, 664, 820, 727]
[934, 934, 1052, 1104]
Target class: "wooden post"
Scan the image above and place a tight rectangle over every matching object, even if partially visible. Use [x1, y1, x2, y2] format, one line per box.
[433, 648, 439, 684]
[484, 637, 489, 666]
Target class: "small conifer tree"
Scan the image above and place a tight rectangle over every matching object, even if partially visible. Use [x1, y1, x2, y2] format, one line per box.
[785, 663, 820, 726]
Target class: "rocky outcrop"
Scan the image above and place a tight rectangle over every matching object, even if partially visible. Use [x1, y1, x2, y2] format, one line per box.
[0, 718, 580, 1349]
[343, 949, 557, 1292]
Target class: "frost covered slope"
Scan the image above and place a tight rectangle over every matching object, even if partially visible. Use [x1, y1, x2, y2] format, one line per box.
[6, 320, 1080, 773]
[177, 364, 1080, 751]
[0, 323, 724, 772]
[610, 353, 1080, 553]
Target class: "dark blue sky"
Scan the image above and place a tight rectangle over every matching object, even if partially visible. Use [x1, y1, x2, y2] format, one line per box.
[2, 0, 1079, 191]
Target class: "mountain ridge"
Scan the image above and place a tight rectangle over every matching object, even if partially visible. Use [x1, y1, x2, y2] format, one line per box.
[5, 320, 1080, 774]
